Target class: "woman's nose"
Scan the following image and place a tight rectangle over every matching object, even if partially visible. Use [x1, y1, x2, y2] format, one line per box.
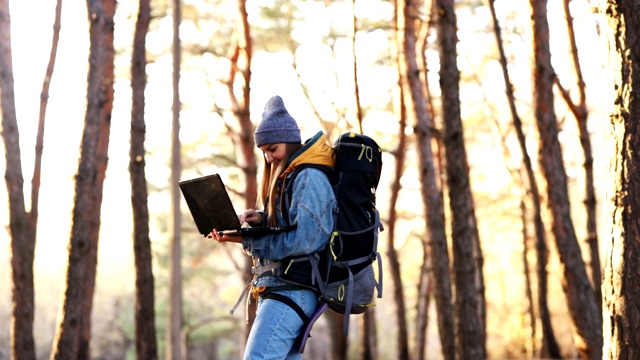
[264, 153, 274, 163]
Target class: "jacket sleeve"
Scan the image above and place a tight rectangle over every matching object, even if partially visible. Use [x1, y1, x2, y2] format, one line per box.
[242, 168, 335, 259]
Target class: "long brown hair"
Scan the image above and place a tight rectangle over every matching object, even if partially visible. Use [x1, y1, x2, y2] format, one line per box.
[258, 142, 302, 226]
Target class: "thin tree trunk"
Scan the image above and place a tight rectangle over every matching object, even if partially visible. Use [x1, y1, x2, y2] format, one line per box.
[33, 0, 61, 233]
[230, 0, 258, 347]
[0, 0, 36, 358]
[529, 1, 602, 358]
[352, 0, 363, 134]
[415, 6, 438, 358]
[486, 0, 560, 357]
[326, 312, 347, 359]
[167, 0, 182, 357]
[387, 1, 410, 359]
[76, 1, 115, 358]
[51, 0, 108, 357]
[435, 0, 485, 358]
[556, 0, 601, 315]
[520, 201, 536, 358]
[2, 0, 61, 357]
[130, 0, 158, 357]
[350, 7, 379, 350]
[359, 312, 377, 360]
[401, 0, 455, 359]
[414, 251, 433, 360]
[602, 1, 640, 359]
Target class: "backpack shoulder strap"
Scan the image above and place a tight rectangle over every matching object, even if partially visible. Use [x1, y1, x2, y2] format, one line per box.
[282, 164, 336, 224]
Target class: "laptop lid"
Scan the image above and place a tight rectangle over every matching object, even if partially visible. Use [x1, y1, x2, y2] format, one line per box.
[179, 173, 242, 235]
[179, 173, 296, 236]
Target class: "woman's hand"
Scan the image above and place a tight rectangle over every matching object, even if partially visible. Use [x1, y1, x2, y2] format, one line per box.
[207, 229, 224, 242]
[207, 229, 242, 243]
[206, 209, 261, 244]
[240, 209, 263, 225]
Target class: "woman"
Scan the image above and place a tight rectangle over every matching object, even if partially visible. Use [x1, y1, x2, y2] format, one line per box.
[210, 95, 336, 359]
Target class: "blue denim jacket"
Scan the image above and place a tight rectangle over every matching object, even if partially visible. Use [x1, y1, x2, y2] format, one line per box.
[242, 166, 336, 288]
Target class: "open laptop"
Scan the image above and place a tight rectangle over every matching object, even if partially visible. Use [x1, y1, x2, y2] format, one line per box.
[179, 173, 295, 236]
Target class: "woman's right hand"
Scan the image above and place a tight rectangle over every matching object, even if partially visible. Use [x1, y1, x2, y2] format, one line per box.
[240, 208, 263, 225]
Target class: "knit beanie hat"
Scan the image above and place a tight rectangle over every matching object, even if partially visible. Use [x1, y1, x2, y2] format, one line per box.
[254, 95, 301, 147]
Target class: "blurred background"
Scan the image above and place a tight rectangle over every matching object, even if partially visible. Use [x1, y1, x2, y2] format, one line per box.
[0, 0, 614, 358]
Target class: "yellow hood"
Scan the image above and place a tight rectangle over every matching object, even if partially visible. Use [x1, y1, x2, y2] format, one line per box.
[280, 131, 335, 180]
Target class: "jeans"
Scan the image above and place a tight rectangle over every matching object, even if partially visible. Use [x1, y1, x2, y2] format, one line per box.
[243, 288, 318, 360]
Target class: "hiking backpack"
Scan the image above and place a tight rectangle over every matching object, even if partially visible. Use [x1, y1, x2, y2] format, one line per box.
[278, 131, 384, 335]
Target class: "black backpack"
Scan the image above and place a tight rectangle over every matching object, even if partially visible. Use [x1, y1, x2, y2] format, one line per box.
[278, 132, 384, 336]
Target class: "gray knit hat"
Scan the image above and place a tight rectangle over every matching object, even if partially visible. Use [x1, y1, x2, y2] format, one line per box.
[254, 95, 301, 147]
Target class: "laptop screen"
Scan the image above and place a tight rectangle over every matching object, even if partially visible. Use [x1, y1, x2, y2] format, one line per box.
[179, 174, 242, 235]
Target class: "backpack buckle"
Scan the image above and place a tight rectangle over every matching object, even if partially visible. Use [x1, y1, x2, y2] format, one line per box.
[251, 262, 282, 275]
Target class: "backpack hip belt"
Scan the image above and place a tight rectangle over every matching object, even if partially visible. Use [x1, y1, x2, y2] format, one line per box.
[251, 261, 282, 276]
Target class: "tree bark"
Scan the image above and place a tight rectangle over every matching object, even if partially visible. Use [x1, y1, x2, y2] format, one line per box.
[401, 0, 455, 359]
[529, 0, 602, 358]
[130, 0, 159, 357]
[520, 201, 536, 358]
[2, 0, 61, 357]
[351, 2, 377, 350]
[556, 0, 601, 315]
[326, 312, 347, 359]
[602, 1, 640, 359]
[0, 1, 36, 358]
[230, 0, 258, 348]
[167, 0, 183, 357]
[487, 0, 560, 357]
[359, 312, 378, 360]
[76, 1, 115, 358]
[386, 1, 410, 359]
[415, 6, 438, 358]
[33, 0, 61, 233]
[50, 0, 108, 357]
[435, 0, 486, 358]
[351, 0, 363, 134]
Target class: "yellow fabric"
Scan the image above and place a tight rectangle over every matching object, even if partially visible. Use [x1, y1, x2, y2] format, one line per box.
[251, 286, 267, 299]
[275, 131, 335, 215]
[280, 132, 334, 180]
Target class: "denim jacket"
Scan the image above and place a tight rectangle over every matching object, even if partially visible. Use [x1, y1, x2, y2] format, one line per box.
[242, 132, 336, 288]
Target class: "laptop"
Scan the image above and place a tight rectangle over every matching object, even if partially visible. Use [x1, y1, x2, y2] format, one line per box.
[179, 173, 295, 236]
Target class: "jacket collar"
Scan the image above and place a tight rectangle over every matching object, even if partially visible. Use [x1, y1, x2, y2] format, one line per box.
[279, 131, 334, 180]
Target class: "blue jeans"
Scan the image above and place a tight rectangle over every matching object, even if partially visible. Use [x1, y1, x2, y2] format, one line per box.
[243, 288, 318, 360]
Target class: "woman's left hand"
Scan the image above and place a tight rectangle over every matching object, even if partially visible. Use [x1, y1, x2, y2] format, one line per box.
[207, 229, 242, 243]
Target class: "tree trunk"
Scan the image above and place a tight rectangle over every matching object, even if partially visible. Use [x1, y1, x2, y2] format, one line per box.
[401, 0, 455, 359]
[487, 0, 560, 357]
[529, 1, 602, 358]
[167, 0, 183, 357]
[351, 0, 377, 351]
[386, 1, 410, 359]
[556, 0, 601, 315]
[226, 0, 258, 349]
[76, 1, 115, 358]
[602, 1, 640, 359]
[435, 0, 486, 358]
[351, 0, 363, 134]
[50, 0, 109, 357]
[415, 5, 438, 358]
[520, 201, 536, 358]
[3, 0, 62, 356]
[33, 0, 61, 231]
[0, 1, 36, 358]
[414, 251, 433, 360]
[326, 312, 347, 359]
[130, 0, 159, 357]
[359, 312, 377, 360]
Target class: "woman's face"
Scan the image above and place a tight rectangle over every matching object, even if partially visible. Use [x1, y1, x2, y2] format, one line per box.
[259, 143, 287, 166]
